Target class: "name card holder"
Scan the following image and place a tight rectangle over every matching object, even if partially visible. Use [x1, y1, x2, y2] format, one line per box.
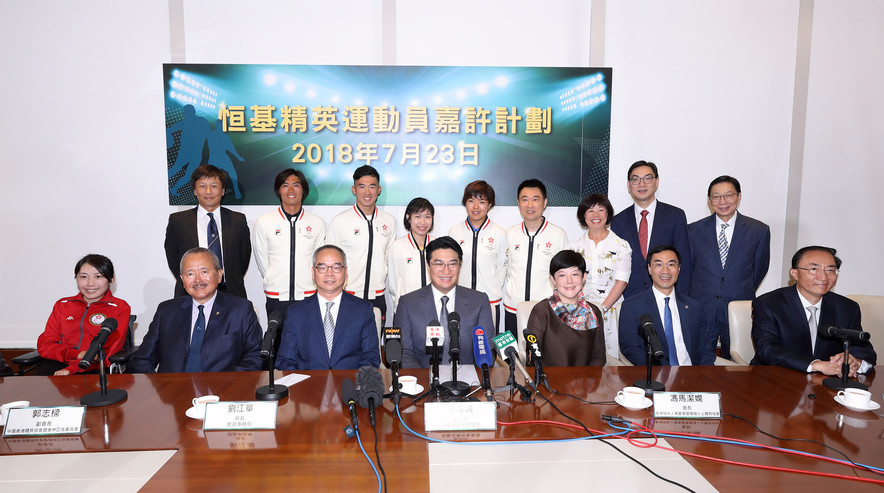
[652, 392, 722, 419]
[203, 401, 277, 430]
[424, 401, 497, 432]
[3, 406, 86, 437]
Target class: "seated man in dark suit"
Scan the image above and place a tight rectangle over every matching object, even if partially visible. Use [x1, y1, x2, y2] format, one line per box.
[619, 245, 716, 366]
[164, 164, 252, 299]
[129, 248, 262, 373]
[396, 236, 495, 368]
[688, 175, 770, 359]
[276, 245, 380, 370]
[611, 161, 692, 299]
[751, 246, 876, 376]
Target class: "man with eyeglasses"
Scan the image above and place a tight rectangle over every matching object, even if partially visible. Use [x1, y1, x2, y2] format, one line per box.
[611, 161, 692, 300]
[395, 236, 495, 368]
[619, 245, 716, 366]
[687, 175, 770, 359]
[751, 246, 876, 376]
[276, 245, 380, 370]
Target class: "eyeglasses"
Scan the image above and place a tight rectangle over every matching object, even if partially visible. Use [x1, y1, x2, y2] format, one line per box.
[430, 260, 460, 270]
[651, 261, 680, 269]
[709, 192, 739, 203]
[314, 263, 344, 274]
[796, 267, 839, 276]
[629, 174, 656, 185]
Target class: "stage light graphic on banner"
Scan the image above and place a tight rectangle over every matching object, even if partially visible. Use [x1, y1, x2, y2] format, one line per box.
[163, 64, 612, 206]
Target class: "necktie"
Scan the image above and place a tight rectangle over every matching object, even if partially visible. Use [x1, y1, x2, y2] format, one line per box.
[639, 210, 649, 259]
[806, 306, 818, 352]
[207, 212, 225, 286]
[184, 305, 205, 372]
[323, 301, 335, 357]
[718, 223, 729, 268]
[663, 297, 678, 365]
[440, 295, 450, 360]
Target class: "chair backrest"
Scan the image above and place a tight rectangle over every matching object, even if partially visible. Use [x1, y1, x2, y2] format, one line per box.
[847, 294, 884, 349]
[728, 300, 754, 365]
[516, 300, 541, 359]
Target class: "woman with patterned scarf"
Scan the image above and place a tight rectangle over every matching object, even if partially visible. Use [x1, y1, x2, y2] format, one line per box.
[525, 250, 606, 366]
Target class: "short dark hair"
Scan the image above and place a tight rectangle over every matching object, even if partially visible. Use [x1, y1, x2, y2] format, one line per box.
[517, 178, 547, 200]
[353, 165, 380, 182]
[549, 250, 586, 275]
[274, 168, 310, 200]
[425, 236, 463, 263]
[576, 193, 614, 228]
[461, 180, 496, 208]
[190, 164, 228, 189]
[75, 254, 115, 280]
[707, 175, 741, 196]
[791, 246, 842, 269]
[313, 244, 348, 267]
[404, 197, 434, 231]
[627, 160, 658, 180]
[647, 244, 681, 267]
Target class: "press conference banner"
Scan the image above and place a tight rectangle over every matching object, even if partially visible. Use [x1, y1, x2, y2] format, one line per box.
[163, 64, 612, 206]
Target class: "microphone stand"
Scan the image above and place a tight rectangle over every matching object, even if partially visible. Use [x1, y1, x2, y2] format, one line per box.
[255, 336, 289, 400]
[440, 355, 470, 398]
[81, 347, 127, 407]
[634, 334, 665, 391]
[413, 340, 443, 404]
[492, 360, 532, 402]
[532, 356, 553, 393]
[823, 338, 868, 391]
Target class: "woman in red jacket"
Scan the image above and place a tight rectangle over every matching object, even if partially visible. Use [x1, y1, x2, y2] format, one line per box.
[36, 254, 130, 375]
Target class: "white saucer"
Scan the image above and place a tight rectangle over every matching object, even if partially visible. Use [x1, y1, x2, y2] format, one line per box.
[389, 384, 424, 395]
[834, 395, 880, 413]
[615, 395, 653, 411]
[185, 407, 206, 420]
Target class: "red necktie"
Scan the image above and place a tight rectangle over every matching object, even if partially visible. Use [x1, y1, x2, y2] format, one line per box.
[639, 210, 649, 258]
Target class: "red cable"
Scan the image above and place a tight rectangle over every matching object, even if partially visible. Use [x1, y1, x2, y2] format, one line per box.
[497, 418, 884, 485]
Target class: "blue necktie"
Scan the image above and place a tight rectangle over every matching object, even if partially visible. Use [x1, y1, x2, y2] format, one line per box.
[207, 212, 225, 286]
[185, 305, 205, 372]
[663, 297, 678, 365]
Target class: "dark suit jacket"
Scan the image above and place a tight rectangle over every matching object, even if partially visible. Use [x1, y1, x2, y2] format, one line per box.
[395, 285, 495, 368]
[164, 207, 251, 299]
[276, 292, 380, 370]
[128, 291, 262, 373]
[750, 287, 877, 371]
[611, 201, 692, 299]
[618, 289, 716, 366]
[687, 213, 770, 344]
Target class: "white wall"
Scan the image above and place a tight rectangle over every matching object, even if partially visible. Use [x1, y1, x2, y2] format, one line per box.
[1, 0, 881, 347]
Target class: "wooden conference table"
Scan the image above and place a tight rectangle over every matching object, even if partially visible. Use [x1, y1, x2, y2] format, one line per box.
[0, 365, 881, 491]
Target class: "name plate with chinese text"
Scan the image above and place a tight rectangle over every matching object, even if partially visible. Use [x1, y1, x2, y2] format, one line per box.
[3, 407, 86, 437]
[203, 401, 277, 430]
[424, 401, 497, 431]
[652, 392, 722, 419]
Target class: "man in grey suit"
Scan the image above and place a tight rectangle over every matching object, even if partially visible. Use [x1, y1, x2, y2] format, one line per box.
[395, 236, 495, 368]
[688, 176, 770, 359]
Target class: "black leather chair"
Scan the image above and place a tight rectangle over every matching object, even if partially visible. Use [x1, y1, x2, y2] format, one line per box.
[12, 315, 137, 375]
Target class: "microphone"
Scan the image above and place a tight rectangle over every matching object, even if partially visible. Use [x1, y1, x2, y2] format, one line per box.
[448, 312, 461, 361]
[523, 329, 542, 362]
[472, 326, 494, 398]
[260, 311, 284, 359]
[79, 318, 118, 370]
[384, 327, 403, 403]
[342, 378, 359, 430]
[819, 324, 871, 343]
[491, 332, 537, 391]
[356, 366, 385, 426]
[425, 320, 445, 352]
[640, 314, 665, 360]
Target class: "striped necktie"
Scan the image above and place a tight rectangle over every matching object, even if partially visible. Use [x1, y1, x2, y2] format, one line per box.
[718, 223, 729, 268]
